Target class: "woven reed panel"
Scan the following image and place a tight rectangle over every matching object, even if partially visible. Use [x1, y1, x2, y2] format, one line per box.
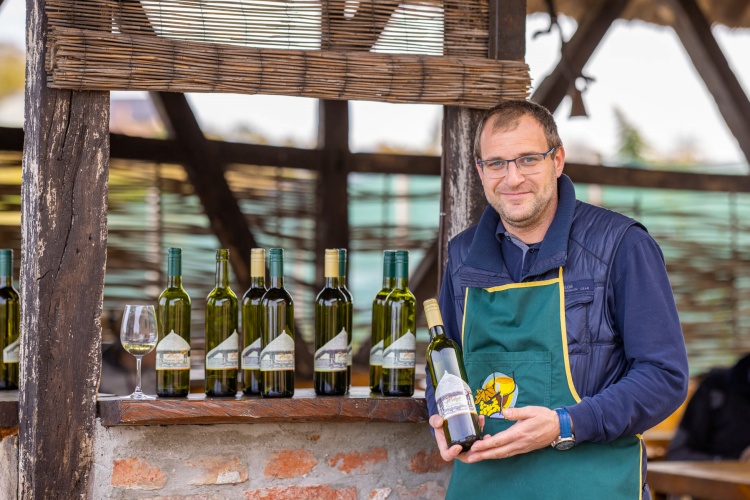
[44, 0, 530, 107]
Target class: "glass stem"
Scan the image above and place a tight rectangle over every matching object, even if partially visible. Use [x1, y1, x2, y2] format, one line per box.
[135, 356, 143, 393]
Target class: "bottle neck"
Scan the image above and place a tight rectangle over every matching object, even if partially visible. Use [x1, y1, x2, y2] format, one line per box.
[394, 276, 409, 289]
[270, 275, 284, 288]
[429, 324, 447, 340]
[0, 275, 10, 288]
[338, 275, 347, 288]
[251, 276, 265, 288]
[215, 258, 230, 288]
[325, 276, 339, 288]
[168, 275, 183, 288]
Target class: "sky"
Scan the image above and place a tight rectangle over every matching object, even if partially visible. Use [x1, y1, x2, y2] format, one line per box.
[1, 0, 749, 166]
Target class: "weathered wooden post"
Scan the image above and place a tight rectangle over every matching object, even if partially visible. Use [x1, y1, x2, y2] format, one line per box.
[438, 0, 527, 282]
[20, 0, 109, 496]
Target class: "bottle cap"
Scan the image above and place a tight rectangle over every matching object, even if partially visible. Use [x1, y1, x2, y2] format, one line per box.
[423, 298, 443, 329]
[167, 247, 182, 276]
[394, 250, 409, 279]
[269, 248, 284, 277]
[250, 248, 265, 278]
[383, 250, 396, 278]
[0, 249, 12, 276]
[269, 248, 284, 261]
[325, 249, 339, 278]
[338, 248, 347, 277]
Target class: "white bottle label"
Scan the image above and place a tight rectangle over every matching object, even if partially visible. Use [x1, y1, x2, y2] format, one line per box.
[156, 330, 191, 370]
[205, 330, 239, 370]
[241, 338, 262, 370]
[382, 330, 416, 369]
[260, 331, 295, 372]
[435, 372, 477, 419]
[314, 328, 348, 372]
[2, 338, 19, 364]
[369, 339, 383, 366]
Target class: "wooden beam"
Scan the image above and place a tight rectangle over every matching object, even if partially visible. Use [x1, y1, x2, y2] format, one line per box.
[668, 0, 750, 165]
[150, 92, 257, 289]
[410, 238, 439, 309]
[438, 0, 526, 286]
[531, 0, 630, 112]
[315, 100, 350, 282]
[20, 0, 108, 495]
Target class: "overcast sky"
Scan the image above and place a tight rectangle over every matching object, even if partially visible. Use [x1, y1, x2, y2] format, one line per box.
[1, 0, 749, 166]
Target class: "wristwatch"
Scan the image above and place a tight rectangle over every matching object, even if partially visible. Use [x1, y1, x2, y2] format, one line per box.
[551, 408, 576, 450]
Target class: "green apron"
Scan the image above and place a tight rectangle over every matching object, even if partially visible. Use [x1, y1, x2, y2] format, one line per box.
[447, 269, 643, 500]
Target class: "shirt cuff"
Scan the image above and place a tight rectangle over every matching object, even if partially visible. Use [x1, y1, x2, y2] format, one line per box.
[564, 400, 599, 443]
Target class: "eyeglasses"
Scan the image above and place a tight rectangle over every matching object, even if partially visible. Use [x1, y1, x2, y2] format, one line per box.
[476, 147, 556, 179]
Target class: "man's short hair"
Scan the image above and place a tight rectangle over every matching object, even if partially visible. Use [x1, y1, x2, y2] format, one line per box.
[473, 100, 563, 161]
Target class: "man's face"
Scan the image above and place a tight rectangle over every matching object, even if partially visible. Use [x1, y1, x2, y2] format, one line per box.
[476, 115, 565, 238]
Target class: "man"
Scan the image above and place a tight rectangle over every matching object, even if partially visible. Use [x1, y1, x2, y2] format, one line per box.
[426, 100, 688, 499]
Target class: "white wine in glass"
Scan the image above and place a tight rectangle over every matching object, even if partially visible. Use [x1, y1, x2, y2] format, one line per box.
[120, 304, 158, 399]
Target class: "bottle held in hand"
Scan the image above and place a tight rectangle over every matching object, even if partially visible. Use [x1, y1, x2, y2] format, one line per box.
[424, 298, 480, 452]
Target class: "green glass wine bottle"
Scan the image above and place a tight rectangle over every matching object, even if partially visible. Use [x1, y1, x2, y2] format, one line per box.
[241, 248, 266, 395]
[337, 248, 353, 390]
[260, 248, 295, 398]
[381, 250, 416, 397]
[424, 298, 481, 452]
[369, 250, 396, 394]
[156, 247, 192, 397]
[205, 249, 239, 397]
[0, 250, 19, 390]
[314, 249, 348, 395]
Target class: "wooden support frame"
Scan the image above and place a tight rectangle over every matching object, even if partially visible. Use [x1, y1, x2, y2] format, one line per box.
[531, 0, 631, 112]
[20, 0, 108, 495]
[150, 92, 258, 290]
[668, 0, 750, 166]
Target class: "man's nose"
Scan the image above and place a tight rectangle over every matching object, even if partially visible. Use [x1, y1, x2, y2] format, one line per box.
[503, 161, 525, 186]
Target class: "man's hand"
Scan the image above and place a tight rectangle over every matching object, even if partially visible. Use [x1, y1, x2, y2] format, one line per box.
[429, 414, 486, 464]
[466, 406, 560, 463]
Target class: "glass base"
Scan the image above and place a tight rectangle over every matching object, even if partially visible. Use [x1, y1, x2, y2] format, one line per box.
[125, 391, 156, 400]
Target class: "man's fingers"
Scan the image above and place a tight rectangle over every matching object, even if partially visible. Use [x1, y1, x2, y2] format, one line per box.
[429, 414, 444, 429]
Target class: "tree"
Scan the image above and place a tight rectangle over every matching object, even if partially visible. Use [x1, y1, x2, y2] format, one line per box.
[614, 106, 650, 167]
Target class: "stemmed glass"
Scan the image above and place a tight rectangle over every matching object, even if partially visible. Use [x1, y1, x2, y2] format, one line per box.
[120, 304, 158, 399]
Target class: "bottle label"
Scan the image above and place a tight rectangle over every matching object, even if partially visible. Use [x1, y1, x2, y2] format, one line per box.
[205, 330, 239, 370]
[435, 373, 477, 419]
[2, 338, 19, 364]
[314, 328, 348, 372]
[382, 330, 416, 369]
[369, 339, 383, 366]
[241, 338, 262, 370]
[155, 331, 190, 370]
[260, 331, 295, 371]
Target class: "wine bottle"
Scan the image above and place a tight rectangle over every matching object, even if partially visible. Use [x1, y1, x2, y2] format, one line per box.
[381, 250, 416, 397]
[241, 248, 266, 395]
[314, 249, 348, 395]
[205, 249, 239, 397]
[260, 248, 295, 398]
[156, 247, 192, 397]
[370, 250, 396, 393]
[337, 248, 353, 390]
[424, 298, 481, 452]
[0, 249, 19, 390]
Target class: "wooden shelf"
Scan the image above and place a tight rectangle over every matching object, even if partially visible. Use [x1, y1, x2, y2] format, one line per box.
[97, 387, 428, 426]
[0, 391, 18, 428]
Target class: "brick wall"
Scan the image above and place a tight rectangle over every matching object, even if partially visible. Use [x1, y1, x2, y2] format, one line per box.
[90, 421, 452, 499]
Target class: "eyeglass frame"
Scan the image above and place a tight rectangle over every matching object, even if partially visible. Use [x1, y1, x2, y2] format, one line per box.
[476, 146, 557, 178]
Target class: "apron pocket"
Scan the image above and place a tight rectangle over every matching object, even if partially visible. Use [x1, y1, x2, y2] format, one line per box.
[464, 351, 551, 434]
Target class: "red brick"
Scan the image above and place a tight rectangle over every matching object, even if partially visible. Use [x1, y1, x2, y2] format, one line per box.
[396, 481, 446, 500]
[409, 448, 452, 473]
[327, 448, 387, 474]
[187, 455, 248, 485]
[111, 458, 166, 490]
[244, 485, 357, 500]
[264, 449, 317, 478]
[368, 488, 393, 499]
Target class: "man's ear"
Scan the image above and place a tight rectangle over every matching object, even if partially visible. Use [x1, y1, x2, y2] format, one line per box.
[554, 146, 566, 178]
[475, 162, 484, 181]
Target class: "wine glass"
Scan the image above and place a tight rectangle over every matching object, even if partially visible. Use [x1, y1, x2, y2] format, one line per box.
[120, 304, 158, 399]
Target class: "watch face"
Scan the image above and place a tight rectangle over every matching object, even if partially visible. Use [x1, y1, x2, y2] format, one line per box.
[554, 438, 576, 451]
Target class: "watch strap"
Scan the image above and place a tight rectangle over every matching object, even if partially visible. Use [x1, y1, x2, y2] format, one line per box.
[555, 408, 572, 439]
